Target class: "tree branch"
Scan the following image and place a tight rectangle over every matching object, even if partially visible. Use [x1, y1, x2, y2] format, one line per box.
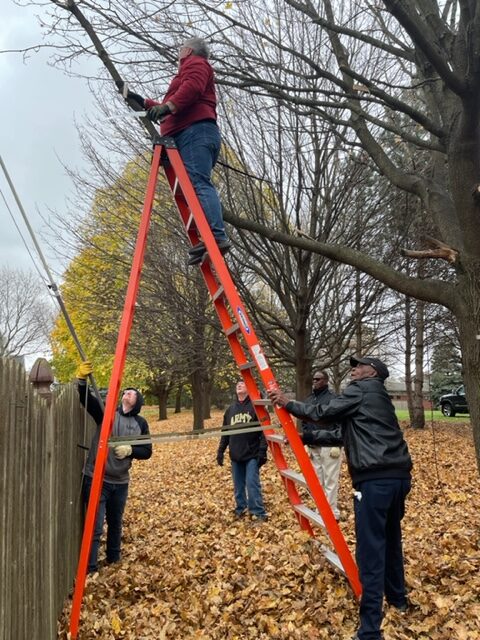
[223, 209, 456, 310]
[382, 0, 467, 96]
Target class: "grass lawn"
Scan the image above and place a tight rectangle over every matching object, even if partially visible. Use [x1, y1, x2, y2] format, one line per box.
[395, 408, 470, 423]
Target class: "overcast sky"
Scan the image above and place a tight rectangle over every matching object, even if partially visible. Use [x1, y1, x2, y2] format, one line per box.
[0, 1, 97, 277]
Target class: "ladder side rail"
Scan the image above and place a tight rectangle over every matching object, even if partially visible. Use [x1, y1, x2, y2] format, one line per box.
[200, 264, 275, 428]
[69, 144, 163, 639]
[162, 145, 362, 598]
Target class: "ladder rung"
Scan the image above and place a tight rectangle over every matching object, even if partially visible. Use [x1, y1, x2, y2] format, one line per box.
[239, 361, 255, 371]
[185, 212, 196, 231]
[280, 468, 307, 488]
[225, 323, 240, 336]
[319, 544, 345, 575]
[294, 504, 326, 529]
[253, 399, 271, 406]
[211, 286, 224, 302]
[266, 433, 285, 444]
[173, 178, 181, 195]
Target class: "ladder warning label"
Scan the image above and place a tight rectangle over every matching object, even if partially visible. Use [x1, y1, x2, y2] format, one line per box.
[252, 344, 268, 371]
[237, 307, 251, 334]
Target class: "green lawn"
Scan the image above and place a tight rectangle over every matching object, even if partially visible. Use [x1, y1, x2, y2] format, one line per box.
[395, 408, 470, 423]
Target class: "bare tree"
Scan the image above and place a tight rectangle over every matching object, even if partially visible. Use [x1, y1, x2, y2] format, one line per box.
[0, 266, 53, 358]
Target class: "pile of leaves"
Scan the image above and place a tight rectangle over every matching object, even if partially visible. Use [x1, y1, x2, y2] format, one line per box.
[58, 412, 480, 639]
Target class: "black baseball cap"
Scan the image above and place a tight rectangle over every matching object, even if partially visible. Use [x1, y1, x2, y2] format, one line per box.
[350, 356, 389, 380]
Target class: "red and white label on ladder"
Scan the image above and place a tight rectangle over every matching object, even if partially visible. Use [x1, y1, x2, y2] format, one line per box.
[159, 136, 362, 598]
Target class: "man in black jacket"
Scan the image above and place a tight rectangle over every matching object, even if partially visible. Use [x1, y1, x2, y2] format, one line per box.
[302, 370, 342, 520]
[269, 356, 412, 640]
[217, 380, 268, 522]
[77, 361, 152, 573]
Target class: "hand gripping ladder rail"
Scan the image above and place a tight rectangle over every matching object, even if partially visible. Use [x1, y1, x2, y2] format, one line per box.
[69, 135, 361, 638]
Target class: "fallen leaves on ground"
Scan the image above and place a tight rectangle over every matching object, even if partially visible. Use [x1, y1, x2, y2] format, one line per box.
[58, 412, 480, 639]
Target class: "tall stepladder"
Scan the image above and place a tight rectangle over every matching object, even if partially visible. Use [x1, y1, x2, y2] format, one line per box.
[69, 135, 361, 639]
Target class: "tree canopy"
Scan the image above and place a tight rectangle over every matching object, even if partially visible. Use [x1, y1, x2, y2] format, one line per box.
[30, 0, 480, 470]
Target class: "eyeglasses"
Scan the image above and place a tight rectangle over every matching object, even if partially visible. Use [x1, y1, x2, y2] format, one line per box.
[312, 377, 325, 381]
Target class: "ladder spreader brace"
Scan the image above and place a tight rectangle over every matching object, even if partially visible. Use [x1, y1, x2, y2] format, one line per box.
[69, 136, 361, 638]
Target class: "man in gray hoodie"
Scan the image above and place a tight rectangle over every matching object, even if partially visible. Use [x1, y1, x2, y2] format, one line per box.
[77, 361, 152, 573]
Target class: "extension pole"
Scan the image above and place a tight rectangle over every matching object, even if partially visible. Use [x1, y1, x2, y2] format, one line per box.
[0, 154, 104, 409]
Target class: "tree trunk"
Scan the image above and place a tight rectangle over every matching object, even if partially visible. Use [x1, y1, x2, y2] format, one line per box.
[191, 369, 205, 432]
[295, 327, 312, 399]
[174, 384, 183, 414]
[456, 294, 480, 477]
[404, 296, 414, 419]
[203, 374, 213, 419]
[157, 388, 169, 421]
[411, 300, 426, 429]
[355, 269, 362, 353]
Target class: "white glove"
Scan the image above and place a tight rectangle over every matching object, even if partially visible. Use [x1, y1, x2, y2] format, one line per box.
[329, 447, 341, 459]
[114, 445, 132, 459]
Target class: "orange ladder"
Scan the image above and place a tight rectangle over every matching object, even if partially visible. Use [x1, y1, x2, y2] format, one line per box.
[69, 135, 361, 638]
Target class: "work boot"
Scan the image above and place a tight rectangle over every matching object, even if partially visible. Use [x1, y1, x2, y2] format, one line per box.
[251, 514, 268, 525]
[188, 242, 205, 256]
[388, 600, 409, 613]
[217, 239, 231, 255]
[188, 239, 231, 265]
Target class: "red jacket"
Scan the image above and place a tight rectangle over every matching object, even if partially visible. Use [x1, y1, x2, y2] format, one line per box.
[145, 55, 217, 136]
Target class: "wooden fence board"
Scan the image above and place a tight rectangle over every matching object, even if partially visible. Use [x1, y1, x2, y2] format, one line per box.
[0, 357, 94, 640]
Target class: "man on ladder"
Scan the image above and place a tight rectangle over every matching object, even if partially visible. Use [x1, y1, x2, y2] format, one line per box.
[127, 37, 230, 265]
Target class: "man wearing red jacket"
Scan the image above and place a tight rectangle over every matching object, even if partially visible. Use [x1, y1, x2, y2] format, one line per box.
[128, 37, 230, 265]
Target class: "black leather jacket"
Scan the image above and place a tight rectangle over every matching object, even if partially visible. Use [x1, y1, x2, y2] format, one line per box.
[301, 386, 335, 434]
[286, 377, 412, 486]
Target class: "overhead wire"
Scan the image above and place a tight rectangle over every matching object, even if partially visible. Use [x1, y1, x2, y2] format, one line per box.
[0, 153, 105, 409]
[0, 187, 50, 286]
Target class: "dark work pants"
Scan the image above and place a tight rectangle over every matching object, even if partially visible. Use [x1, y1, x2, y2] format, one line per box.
[354, 478, 411, 640]
[82, 476, 129, 572]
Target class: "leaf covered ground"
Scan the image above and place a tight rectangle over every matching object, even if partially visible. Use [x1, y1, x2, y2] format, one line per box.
[58, 411, 480, 639]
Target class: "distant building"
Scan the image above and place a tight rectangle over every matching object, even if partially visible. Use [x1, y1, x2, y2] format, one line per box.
[385, 377, 433, 410]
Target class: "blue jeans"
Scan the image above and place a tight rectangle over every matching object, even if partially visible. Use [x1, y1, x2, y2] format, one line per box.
[231, 458, 266, 517]
[173, 120, 228, 242]
[82, 476, 129, 572]
[354, 478, 411, 640]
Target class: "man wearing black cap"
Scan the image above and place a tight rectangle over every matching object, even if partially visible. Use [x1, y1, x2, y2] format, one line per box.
[268, 356, 412, 640]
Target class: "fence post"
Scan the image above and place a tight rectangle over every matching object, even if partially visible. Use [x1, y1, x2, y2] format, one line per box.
[28, 358, 54, 404]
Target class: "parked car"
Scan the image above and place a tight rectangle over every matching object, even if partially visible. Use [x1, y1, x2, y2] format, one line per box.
[439, 385, 469, 417]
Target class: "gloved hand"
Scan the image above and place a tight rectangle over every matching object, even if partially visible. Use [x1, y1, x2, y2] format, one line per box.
[127, 91, 146, 109]
[76, 360, 93, 380]
[216, 453, 224, 466]
[257, 454, 268, 468]
[147, 104, 171, 122]
[114, 445, 132, 460]
[329, 447, 341, 459]
[301, 430, 315, 446]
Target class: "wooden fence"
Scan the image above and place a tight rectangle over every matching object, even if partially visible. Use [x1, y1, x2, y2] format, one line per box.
[0, 357, 94, 640]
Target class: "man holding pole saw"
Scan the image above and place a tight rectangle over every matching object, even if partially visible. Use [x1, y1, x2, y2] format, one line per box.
[76, 361, 152, 573]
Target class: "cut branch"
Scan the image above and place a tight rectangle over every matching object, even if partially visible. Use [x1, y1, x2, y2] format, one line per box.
[400, 236, 459, 264]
